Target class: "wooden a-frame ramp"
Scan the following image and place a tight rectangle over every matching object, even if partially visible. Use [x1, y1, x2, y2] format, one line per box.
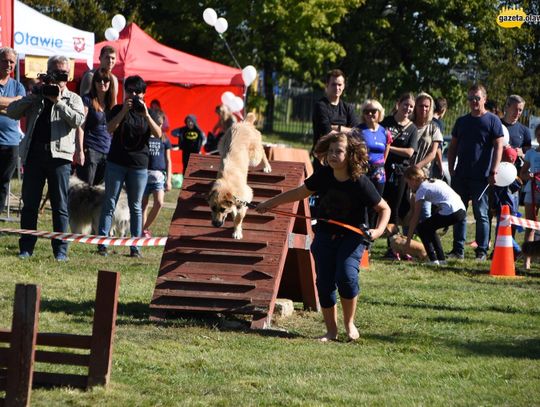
[149, 154, 319, 328]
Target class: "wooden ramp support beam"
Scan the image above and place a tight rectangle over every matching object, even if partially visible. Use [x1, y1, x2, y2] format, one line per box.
[1, 285, 40, 407]
[88, 270, 120, 387]
[150, 154, 319, 328]
[0, 270, 120, 404]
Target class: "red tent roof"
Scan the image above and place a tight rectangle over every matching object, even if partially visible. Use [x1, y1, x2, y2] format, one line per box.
[94, 23, 243, 86]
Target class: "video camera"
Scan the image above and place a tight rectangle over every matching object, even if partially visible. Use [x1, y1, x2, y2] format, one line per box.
[130, 95, 146, 113]
[34, 71, 69, 98]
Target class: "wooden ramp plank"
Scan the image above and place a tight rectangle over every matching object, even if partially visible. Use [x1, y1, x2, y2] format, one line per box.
[150, 154, 318, 328]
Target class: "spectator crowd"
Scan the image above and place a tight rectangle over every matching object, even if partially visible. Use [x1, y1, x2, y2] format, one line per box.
[0, 50, 537, 273]
[312, 69, 536, 269]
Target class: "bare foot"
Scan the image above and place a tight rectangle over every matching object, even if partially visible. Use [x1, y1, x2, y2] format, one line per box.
[346, 324, 359, 341]
[318, 332, 338, 342]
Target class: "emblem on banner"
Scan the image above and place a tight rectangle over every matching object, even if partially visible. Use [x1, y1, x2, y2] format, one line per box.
[73, 37, 86, 52]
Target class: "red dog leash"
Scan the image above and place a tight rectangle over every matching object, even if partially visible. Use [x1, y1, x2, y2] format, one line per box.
[242, 201, 373, 240]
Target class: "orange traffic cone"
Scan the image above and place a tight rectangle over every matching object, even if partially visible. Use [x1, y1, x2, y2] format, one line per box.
[490, 205, 516, 278]
[360, 249, 369, 269]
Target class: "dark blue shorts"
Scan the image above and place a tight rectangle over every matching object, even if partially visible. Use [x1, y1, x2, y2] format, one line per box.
[310, 231, 366, 308]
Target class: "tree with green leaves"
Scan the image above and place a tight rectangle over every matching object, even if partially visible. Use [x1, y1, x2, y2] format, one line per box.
[20, 0, 539, 126]
[336, 0, 539, 111]
[133, 0, 364, 131]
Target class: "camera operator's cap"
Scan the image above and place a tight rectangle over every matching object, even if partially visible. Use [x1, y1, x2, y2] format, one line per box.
[502, 146, 517, 164]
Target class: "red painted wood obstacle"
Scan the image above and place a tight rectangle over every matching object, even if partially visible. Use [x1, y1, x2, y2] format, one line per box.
[150, 154, 319, 328]
[0, 270, 119, 406]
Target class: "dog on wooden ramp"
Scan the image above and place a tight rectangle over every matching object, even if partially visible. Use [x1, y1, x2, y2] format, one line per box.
[208, 113, 272, 239]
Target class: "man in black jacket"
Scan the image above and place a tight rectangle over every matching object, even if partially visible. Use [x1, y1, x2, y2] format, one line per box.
[312, 69, 359, 148]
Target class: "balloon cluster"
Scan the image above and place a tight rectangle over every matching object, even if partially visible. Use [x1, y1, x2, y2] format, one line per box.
[202, 9, 258, 88]
[221, 91, 244, 113]
[104, 14, 127, 41]
[203, 8, 228, 34]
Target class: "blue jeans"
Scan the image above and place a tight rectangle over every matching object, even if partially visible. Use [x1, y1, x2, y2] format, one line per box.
[451, 176, 490, 256]
[0, 145, 18, 213]
[76, 147, 108, 186]
[98, 162, 147, 252]
[20, 146, 71, 257]
[310, 231, 366, 308]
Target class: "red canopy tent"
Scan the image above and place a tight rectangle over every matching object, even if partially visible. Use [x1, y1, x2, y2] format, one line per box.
[84, 23, 244, 173]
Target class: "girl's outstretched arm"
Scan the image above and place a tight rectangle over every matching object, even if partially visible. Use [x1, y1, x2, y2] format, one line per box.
[256, 185, 313, 213]
[370, 198, 391, 240]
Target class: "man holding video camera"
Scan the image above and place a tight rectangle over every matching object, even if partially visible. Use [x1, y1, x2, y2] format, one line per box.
[7, 55, 84, 261]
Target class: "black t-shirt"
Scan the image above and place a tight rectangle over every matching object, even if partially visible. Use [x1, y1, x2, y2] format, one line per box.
[107, 105, 154, 169]
[304, 166, 381, 235]
[31, 98, 54, 145]
[380, 116, 419, 170]
[312, 97, 360, 146]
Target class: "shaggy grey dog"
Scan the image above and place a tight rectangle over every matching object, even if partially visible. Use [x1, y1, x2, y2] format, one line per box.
[68, 176, 130, 237]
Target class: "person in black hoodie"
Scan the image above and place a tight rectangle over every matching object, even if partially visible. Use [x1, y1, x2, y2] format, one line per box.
[171, 114, 205, 174]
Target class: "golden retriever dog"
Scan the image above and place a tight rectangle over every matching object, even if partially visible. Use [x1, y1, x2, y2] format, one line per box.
[385, 223, 428, 260]
[208, 113, 271, 239]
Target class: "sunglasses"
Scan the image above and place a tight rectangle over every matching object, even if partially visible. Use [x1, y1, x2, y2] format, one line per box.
[363, 109, 378, 115]
[94, 78, 111, 84]
[467, 95, 482, 102]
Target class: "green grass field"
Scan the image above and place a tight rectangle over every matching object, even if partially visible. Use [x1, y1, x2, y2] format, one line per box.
[1, 160, 539, 405]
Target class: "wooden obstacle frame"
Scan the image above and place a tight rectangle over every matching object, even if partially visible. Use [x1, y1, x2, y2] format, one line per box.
[150, 154, 319, 329]
[0, 270, 120, 406]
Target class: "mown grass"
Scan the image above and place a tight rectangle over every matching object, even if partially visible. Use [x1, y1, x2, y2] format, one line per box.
[1, 161, 539, 406]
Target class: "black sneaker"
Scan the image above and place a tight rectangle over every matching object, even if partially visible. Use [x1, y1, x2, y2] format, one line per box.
[55, 253, 68, 262]
[97, 246, 108, 256]
[447, 250, 464, 260]
[18, 251, 32, 259]
[129, 248, 142, 258]
[475, 253, 487, 262]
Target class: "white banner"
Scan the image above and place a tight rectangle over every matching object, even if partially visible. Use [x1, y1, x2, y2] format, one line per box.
[14, 0, 94, 68]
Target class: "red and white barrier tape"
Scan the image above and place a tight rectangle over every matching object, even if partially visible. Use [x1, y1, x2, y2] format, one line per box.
[0, 228, 167, 246]
[509, 216, 540, 231]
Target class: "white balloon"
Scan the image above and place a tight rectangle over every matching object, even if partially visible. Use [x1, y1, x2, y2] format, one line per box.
[227, 96, 244, 113]
[104, 27, 120, 41]
[502, 125, 510, 146]
[494, 161, 518, 187]
[221, 91, 235, 106]
[203, 8, 218, 26]
[111, 14, 126, 32]
[241, 65, 257, 86]
[214, 17, 228, 34]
